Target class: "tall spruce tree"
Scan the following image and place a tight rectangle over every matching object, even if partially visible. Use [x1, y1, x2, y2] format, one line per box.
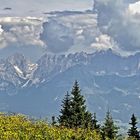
[128, 114, 140, 140]
[58, 81, 92, 129]
[58, 92, 71, 127]
[70, 80, 92, 128]
[102, 110, 118, 140]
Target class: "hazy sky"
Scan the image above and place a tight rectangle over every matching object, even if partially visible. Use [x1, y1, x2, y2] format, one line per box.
[0, 0, 93, 16]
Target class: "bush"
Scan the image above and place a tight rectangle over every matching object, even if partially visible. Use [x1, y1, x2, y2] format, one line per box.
[0, 113, 102, 140]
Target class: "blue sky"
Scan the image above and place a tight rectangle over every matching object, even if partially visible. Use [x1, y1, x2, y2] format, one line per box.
[0, 0, 93, 16]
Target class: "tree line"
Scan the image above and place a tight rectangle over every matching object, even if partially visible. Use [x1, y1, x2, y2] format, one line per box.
[54, 81, 140, 140]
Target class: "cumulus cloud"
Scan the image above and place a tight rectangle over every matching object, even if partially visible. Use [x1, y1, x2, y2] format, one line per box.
[1, 0, 140, 56]
[129, 1, 140, 14]
[0, 17, 47, 60]
[93, 0, 140, 53]
[0, 17, 45, 49]
[40, 19, 74, 53]
[40, 0, 140, 54]
[40, 13, 101, 53]
[90, 34, 116, 51]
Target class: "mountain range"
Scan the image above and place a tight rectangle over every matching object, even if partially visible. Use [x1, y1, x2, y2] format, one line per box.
[0, 49, 140, 123]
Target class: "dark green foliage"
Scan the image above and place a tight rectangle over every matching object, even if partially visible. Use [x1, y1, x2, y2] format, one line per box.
[70, 81, 92, 128]
[58, 81, 92, 129]
[57, 80, 140, 139]
[58, 92, 72, 127]
[51, 116, 57, 126]
[101, 110, 118, 140]
[83, 111, 93, 128]
[128, 114, 140, 140]
[92, 113, 100, 131]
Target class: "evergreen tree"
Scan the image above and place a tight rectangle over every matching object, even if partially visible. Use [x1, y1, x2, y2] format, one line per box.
[58, 81, 93, 129]
[51, 116, 57, 126]
[70, 80, 92, 128]
[92, 113, 100, 131]
[102, 110, 118, 140]
[83, 111, 93, 128]
[128, 114, 140, 140]
[58, 92, 71, 127]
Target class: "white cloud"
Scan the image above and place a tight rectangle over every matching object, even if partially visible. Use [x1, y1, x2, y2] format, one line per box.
[40, 13, 100, 53]
[1, 0, 140, 56]
[94, 0, 140, 53]
[0, 17, 45, 49]
[0, 25, 4, 35]
[91, 34, 115, 50]
[129, 1, 140, 14]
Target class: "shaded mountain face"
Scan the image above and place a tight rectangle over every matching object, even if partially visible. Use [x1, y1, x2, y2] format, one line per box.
[0, 50, 140, 122]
